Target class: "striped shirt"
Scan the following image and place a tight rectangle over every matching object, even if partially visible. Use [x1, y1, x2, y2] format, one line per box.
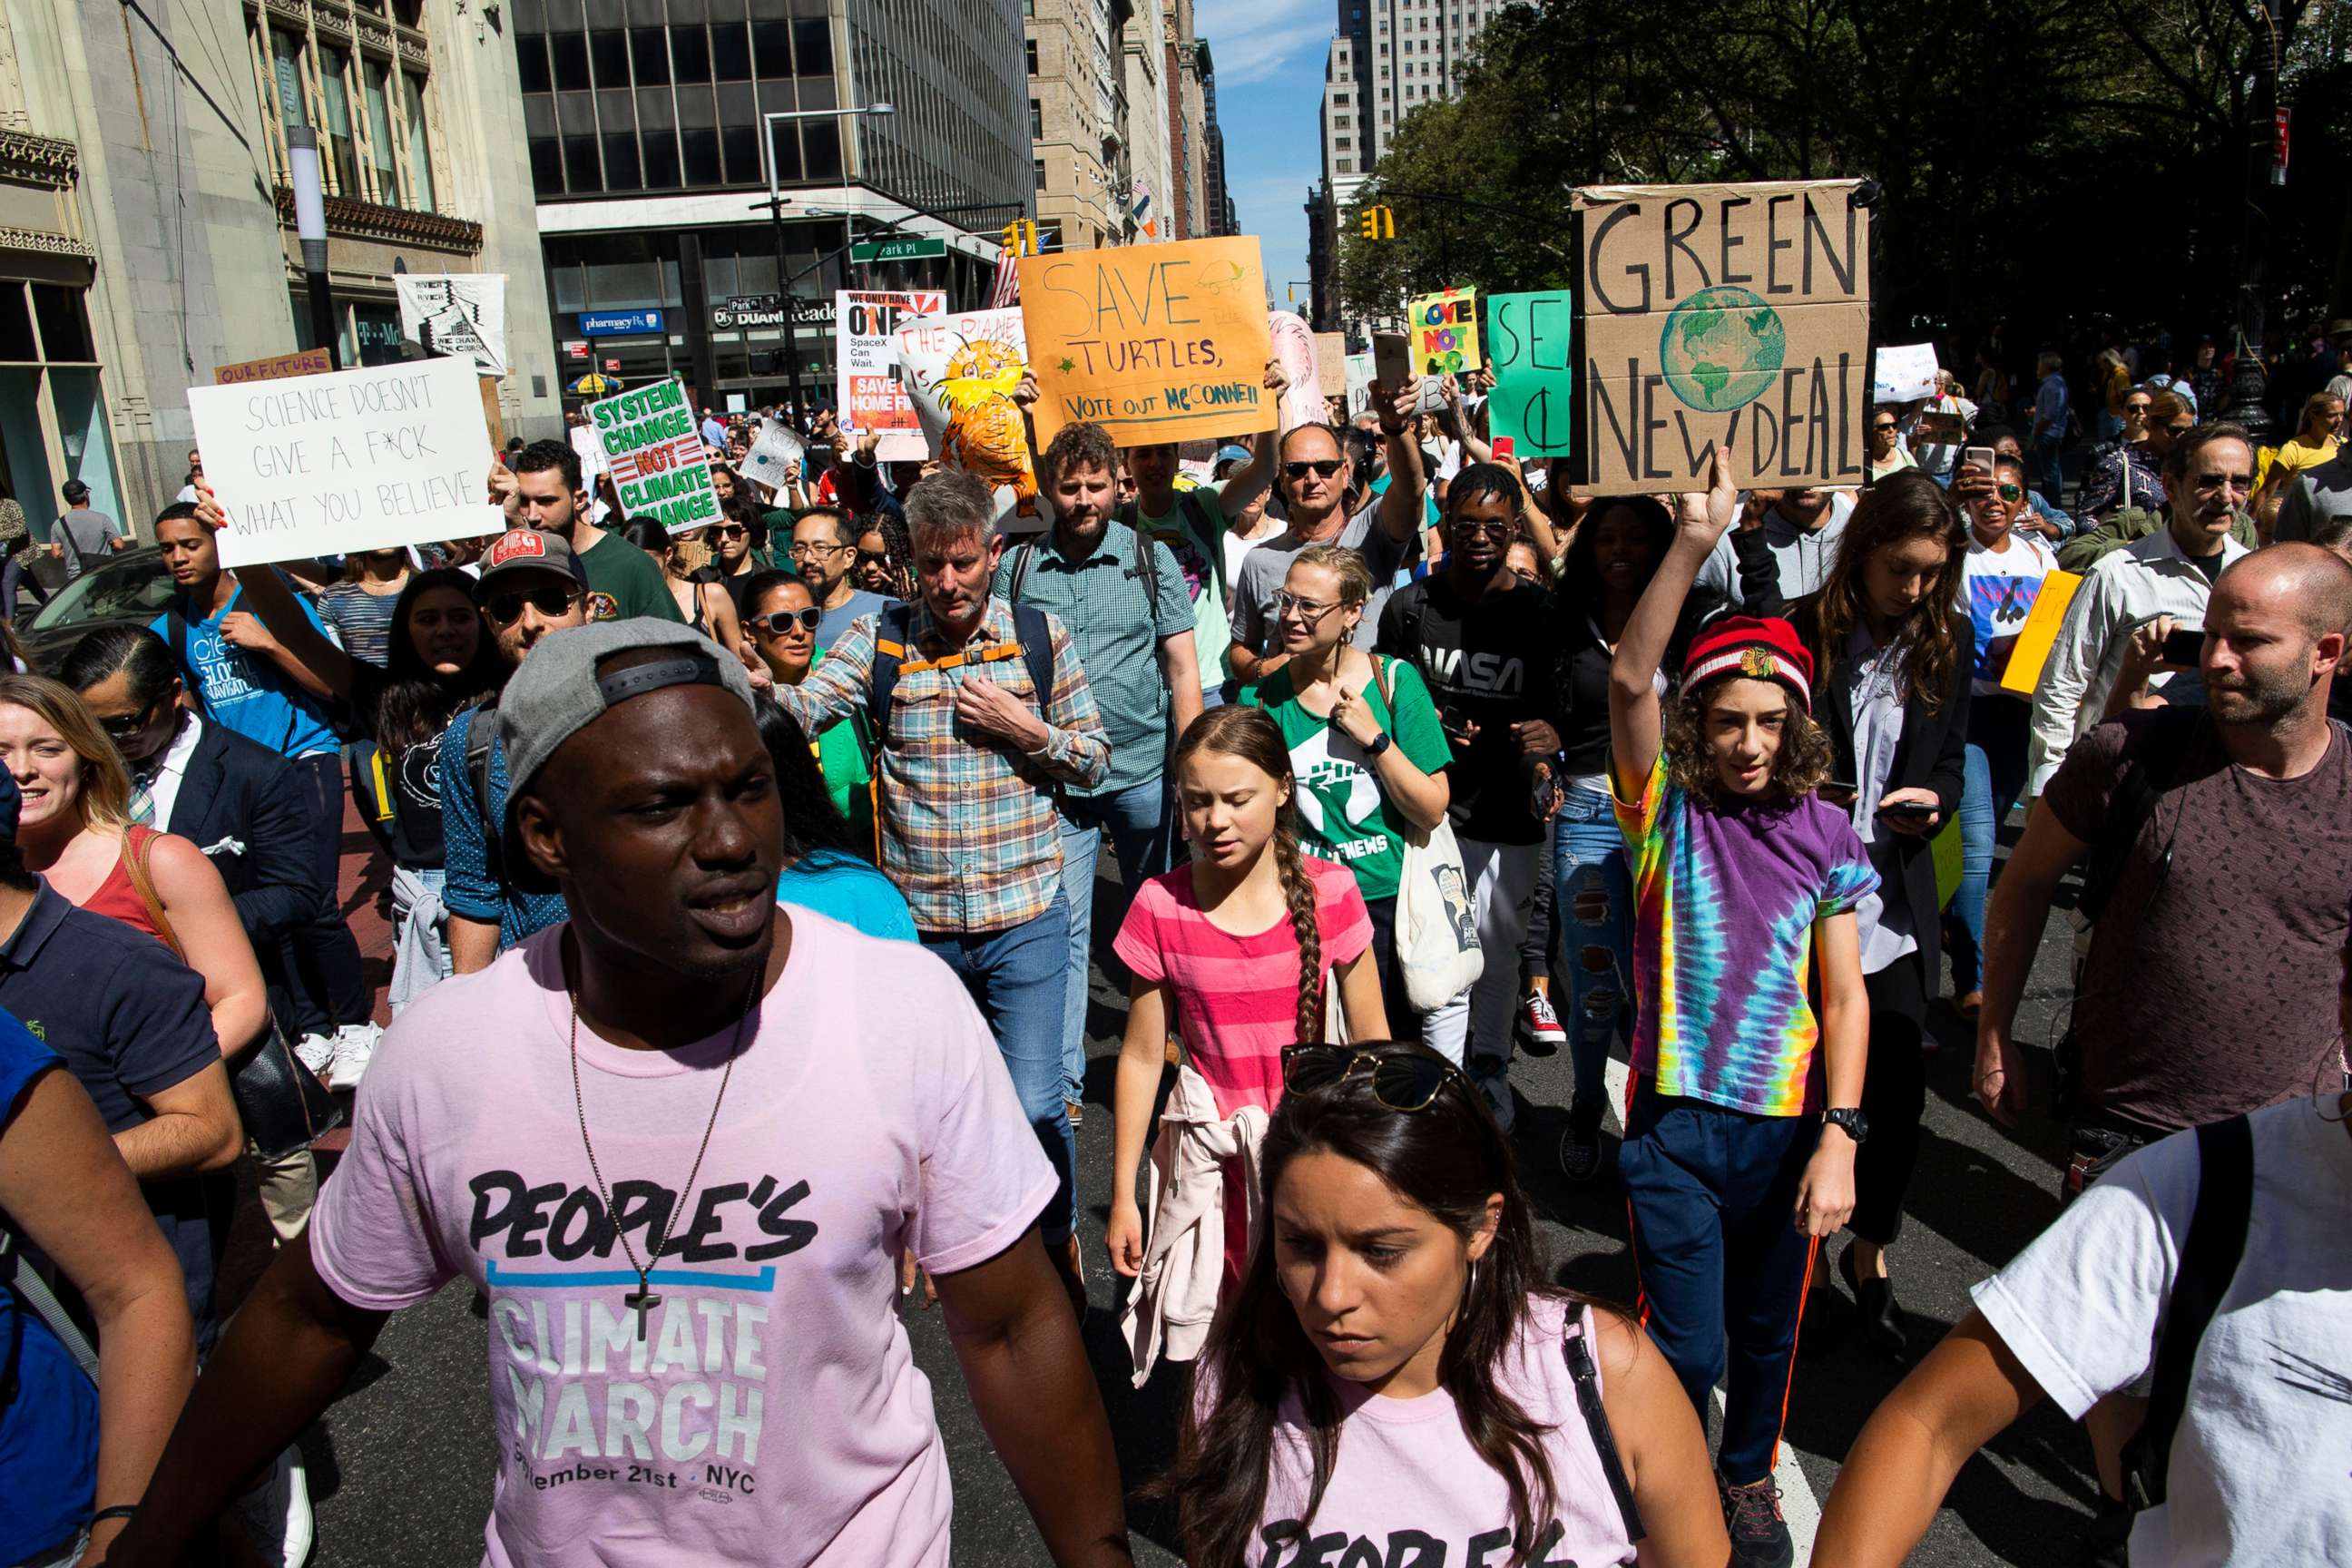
[771, 596, 1108, 934]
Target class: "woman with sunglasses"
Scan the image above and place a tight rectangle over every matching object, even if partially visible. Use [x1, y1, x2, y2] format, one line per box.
[1945, 454, 2058, 1026]
[739, 568, 877, 854]
[620, 517, 749, 659]
[1163, 1040, 1728, 1568]
[854, 516, 914, 601]
[2077, 386, 2162, 521]
[1242, 544, 1460, 1055]
[1866, 407, 1915, 483]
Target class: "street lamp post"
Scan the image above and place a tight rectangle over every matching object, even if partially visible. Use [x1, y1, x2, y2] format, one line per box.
[760, 103, 894, 420]
[285, 126, 339, 368]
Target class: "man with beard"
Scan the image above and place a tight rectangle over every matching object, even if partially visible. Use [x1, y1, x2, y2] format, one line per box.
[998, 422, 1198, 1124]
[104, 620, 1133, 1567]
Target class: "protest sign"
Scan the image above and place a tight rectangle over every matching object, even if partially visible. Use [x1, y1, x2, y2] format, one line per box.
[1873, 342, 1940, 405]
[585, 376, 720, 534]
[1485, 291, 1576, 458]
[836, 289, 944, 460]
[1998, 570, 2084, 696]
[1268, 311, 1326, 432]
[395, 274, 508, 378]
[185, 356, 498, 568]
[214, 348, 332, 386]
[1344, 352, 1375, 416]
[1315, 332, 1348, 397]
[1018, 236, 1275, 447]
[1574, 180, 1870, 493]
[739, 420, 806, 495]
[892, 306, 1038, 520]
[1409, 288, 1480, 378]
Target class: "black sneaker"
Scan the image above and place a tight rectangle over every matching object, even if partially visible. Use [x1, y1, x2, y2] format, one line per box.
[1720, 1474, 1793, 1568]
[1559, 1099, 1606, 1183]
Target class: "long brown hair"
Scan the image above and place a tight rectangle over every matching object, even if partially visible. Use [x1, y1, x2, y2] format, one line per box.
[1809, 470, 1966, 713]
[1171, 707, 1322, 1042]
[1160, 1045, 1561, 1567]
[0, 673, 132, 829]
[1661, 671, 1838, 806]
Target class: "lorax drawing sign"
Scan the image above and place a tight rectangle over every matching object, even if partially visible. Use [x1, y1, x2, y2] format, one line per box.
[1573, 181, 1870, 494]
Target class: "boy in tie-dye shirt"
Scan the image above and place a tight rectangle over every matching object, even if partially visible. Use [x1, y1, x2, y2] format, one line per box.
[1597, 453, 1876, 1565]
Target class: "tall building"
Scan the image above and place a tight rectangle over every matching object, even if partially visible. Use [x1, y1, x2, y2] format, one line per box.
[1200, 44, 1237, 238]
[1027, 0, 1132, 251]
[1119, 0, 1172, 240]
[1161, 0, 1207, 239]
[0, 0, 556, 532]
[516, 0, 1033, 414]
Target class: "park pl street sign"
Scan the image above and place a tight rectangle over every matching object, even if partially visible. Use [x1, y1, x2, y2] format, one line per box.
[851, 236, 947, 263]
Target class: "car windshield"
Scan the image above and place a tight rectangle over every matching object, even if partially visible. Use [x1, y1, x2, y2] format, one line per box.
[30, 551, 176, 631]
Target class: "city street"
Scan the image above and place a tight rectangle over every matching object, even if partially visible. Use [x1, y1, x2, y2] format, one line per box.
[276, 837, 2102, 1566]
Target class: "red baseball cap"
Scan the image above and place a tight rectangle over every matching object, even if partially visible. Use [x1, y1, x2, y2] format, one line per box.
[1681, 615, 1815, 712]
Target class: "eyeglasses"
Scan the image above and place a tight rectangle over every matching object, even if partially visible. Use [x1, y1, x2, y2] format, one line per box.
[1282, 459, 1345, 480]
[855, 549, 890, 569]
[97, 700, 160, 740]
[2192, 471, 2255, 495]
[483, 583, 581, 625]
[1996, 483, 2024, 501]
[1282, 1043, 1466, 1112]
[710, 524, 749, 540]
[1446, 517, 1513, 541]
[2126, 402, 2152, 415]
[789, 540, 850, 559]
[1272, 589, 1341, 623]
[750, 606, 822, 636]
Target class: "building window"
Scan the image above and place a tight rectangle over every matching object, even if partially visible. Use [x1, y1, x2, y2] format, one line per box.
[1034, 158, 1046, 191]
[631, 28, 669, 85]
[1031, 98, 1043, 139]
[1335, 114, 1350, 127]
[401, 72, 436, 209]
[552, 33, 590, 93]
[361, 60, 399, 202]
[251, 6, 438, 211]
[1026, 39, 1039, 74]
[1337, 158, 1352, 173]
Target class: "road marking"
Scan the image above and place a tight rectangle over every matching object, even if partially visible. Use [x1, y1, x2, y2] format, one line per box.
[1603, 1058, 1820, 1564]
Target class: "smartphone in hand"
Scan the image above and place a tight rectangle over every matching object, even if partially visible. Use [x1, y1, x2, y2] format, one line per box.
[1493, 436, 1516, 464]
[2161, 627, 2205, 666]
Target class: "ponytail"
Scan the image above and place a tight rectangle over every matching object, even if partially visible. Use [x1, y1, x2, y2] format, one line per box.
[1172, 706, 1324, 1041]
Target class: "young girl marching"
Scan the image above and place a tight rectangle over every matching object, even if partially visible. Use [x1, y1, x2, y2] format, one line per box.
[1105, 706, 1390, 1379]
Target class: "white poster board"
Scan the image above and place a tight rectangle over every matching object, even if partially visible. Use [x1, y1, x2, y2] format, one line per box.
[1872, 342, 1940, 406]
[739, 420, 806, 495]
[394, 274, 508, 378]
[836, 289, 945, 462]
[186, 357, 499, 568]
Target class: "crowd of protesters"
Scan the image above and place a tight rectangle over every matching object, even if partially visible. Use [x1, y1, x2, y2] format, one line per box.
[0, 318, 2347, 1568]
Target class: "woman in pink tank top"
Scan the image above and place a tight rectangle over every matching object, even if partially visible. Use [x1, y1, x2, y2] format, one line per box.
[1162, 1042, 1730, 1568]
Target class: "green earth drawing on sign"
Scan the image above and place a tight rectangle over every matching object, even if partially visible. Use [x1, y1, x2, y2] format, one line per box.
[1659, 286, 1787, 413]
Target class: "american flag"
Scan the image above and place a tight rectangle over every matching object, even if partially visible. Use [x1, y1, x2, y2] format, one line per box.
[605, 431, 706, 486]
[987, 245, 1021, 309]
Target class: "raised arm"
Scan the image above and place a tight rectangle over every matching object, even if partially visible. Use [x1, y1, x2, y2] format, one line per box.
[1611, 451, 1738, 791]
[228, 562, 356, 705]
[1214, 361, 1287, 519]
[1372, 380, 1428, 544]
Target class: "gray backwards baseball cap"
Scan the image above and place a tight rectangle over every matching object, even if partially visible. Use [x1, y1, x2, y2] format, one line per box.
[496, 620, 757, 823]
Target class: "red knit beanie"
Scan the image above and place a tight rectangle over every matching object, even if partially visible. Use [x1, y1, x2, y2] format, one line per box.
[1681, 615, 1815, 712]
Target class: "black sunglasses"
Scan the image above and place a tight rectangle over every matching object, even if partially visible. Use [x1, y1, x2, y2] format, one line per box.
[98, 700, 160, 740]
[1282, 1043, 1466, 1112]
[751, 606, 822, 636]
[1282, 459, 1345, 480]
[483, 583, 580, 625]
[855, 549, 890, 568]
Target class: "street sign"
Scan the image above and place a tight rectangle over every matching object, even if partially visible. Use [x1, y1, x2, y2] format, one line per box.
[564, 340, 589, 360]
[850, 236, 947, 264]
[603, 358, 621, 371]
[580, 309, 664, 336]
[712, 294, 837, 330]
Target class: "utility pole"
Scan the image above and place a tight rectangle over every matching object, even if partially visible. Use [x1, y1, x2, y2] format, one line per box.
[2224, 0, 2285, 438]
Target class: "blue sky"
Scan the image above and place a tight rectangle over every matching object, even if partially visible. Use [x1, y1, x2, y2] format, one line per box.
[1200, 0, 1329, 310]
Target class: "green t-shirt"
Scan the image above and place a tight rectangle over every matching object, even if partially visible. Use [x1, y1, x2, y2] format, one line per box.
[1243, 656, 1452, 902]
[580, 530, 685, 622]
[1130, 483, 1230, 691]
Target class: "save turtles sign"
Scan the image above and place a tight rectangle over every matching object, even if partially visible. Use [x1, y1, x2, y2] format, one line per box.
[584, 376, 720, 534]
[1573, 181, 1870, 494]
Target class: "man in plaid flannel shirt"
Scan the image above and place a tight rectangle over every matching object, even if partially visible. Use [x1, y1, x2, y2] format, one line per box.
[769, 470, 1108, 1307]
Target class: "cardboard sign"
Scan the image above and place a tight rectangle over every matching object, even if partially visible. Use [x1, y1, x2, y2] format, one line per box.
[1997, 569, 2084, 697]
[1314, 332, 1348, 397]
[185, 357, 498, 568]
[836, 289, 945, 460]
[1575, 181, 1870, 493]
[892, 306, 1038, 521]
[213, 348, 333, 386]
[1408, 288, 1480, 377]
[1345, 352, 1376, 416]
[1873, 342, 1940, 406]
[585, 377, 720, 534]
[739, 420, 806, 495]
[1019, 236, 1275, 447]
[1485, 291, 1575, 457]
[1268, 310, 1326, 432]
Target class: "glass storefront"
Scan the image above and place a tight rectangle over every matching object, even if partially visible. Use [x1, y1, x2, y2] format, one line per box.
[0, 280, 123, 543]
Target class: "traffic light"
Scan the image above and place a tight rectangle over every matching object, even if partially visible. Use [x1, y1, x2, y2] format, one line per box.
[1358, 205, 1395, 240]
[1001, 220, 1040, 257]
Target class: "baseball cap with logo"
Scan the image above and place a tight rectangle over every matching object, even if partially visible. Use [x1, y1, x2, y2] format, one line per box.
[475, 528, 590, 596]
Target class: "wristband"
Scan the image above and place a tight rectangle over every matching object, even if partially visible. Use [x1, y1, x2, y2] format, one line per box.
[91, 1505, 139, 1525]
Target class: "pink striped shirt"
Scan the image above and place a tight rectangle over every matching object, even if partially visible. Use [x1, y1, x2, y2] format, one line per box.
[1115, 855, 1373, 1120]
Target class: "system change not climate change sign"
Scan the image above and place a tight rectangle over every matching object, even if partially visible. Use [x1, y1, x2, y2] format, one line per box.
[587, 377, 719, 533]
[1573, 180, 1871, 494]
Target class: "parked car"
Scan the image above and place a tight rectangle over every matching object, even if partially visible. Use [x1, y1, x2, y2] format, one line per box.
[19, 545, 174, 671]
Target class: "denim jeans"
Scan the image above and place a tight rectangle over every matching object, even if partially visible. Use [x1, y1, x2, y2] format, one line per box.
[923, 893, 1076, 1243]
[1057, 776, 1176, 1102]
[1457, 836, 1539, 1129]
[1552, 785, 1637, 1113]
[1945, 698, 2032, 995]
[277, 752, 371, 1039]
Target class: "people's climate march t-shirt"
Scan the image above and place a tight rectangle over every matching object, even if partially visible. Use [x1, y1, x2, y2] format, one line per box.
[309, 911, 1056, 1565]
[1972, 1096, 2352, 1567]
[1245, 661, 1452, 904]
[2040, 708, 2352, 1134]
[1963, 532, 2060, 696]
[1614, 753, 1877, 1116]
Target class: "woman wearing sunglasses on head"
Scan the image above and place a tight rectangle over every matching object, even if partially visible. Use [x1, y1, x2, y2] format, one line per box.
[1161, 1040, 1729, 1568]
[1240, 545, 1465, 1058]
[739, 568, 877, 858]
[620, 518, 749, 661]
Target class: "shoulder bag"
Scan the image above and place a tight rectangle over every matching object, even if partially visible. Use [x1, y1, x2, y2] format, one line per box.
[1374, 656, 1483, 1011]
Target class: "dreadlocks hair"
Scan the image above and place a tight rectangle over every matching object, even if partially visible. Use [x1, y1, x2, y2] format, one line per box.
[1171, 706, 1322, 1043]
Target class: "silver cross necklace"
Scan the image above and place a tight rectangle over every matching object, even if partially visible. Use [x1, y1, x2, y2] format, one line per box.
[568, 979, 757, 1339]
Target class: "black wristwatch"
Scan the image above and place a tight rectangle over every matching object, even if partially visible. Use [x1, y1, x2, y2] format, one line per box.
[1823, 1106, 1869, 1144]
[1364, 730, 1393, 758]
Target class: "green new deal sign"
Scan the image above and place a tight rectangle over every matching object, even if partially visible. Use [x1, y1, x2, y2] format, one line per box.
[850, 236, 947, 263]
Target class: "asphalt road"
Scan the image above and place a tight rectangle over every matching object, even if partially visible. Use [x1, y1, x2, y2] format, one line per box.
[281, 848, 2099, 1567]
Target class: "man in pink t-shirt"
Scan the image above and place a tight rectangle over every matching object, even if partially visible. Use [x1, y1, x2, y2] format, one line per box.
[108, 621, 1133, 1568]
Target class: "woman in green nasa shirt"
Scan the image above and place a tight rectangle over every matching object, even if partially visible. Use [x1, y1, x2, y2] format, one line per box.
[1241, 544, 1457, 1053]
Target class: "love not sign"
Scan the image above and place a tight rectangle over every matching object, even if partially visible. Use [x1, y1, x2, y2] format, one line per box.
[185, 356, 500, 567]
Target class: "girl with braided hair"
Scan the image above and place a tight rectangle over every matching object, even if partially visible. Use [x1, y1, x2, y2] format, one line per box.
[1106, 707, 1390, 1359]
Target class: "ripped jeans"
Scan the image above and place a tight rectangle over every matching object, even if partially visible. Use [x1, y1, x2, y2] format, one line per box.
[1552, 784, 1637, 1114]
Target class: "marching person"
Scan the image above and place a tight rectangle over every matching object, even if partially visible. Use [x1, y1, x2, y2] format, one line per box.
[494, 441, 681, 623]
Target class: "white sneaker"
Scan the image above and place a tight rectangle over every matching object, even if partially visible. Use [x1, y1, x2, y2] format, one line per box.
[293, 1033, 336, 1077]
[231, 1446, 314, 1567]
[326, 1022, 379, 1092]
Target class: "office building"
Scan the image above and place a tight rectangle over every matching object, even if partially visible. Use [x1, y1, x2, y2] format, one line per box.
[516, 0, 1034, 413]
[1120, 0, 1172, 241]
[1028, 0, 1132, 251]
[1200, 44, 1235, 237]
[0, 0, 556, 534]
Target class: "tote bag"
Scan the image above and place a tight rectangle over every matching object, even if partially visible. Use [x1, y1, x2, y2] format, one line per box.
[1375, 657, 1483, 1011]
